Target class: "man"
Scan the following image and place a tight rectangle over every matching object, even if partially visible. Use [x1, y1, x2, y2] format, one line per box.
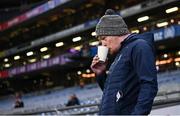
[91, 9, 158, 115]
[14, 92, 24, 108]
[66, 94, 80, 106]
[14, 98, 24, 108]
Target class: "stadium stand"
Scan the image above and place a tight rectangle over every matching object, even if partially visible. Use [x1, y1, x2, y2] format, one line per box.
[0, 0, 179, 115]
[0, 69, 180, 114]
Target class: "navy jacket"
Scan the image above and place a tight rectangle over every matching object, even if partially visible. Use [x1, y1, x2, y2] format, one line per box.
[96, 33, 158, 115]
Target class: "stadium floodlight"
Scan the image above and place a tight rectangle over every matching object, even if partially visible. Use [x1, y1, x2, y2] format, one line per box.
[26, 51, 33, 56]
[40, 47, 48, 52]
[166, 7, 178, 14]
[170, 19, 174, 23]
[4, 58, 8, 62]
[72, 37, 81, 42]
[77, 71, 82, 75]
[29, 58, 36, 63]
[137, 16, 149, 22]
[175, 62, 180, 66]
[86, 69, 90, 73]
[131, 29, 139, 33]
[143, 27, 147, 31]
[178, 51, 180, 55]
[91, 32, 96, 36]
[163, 54, 168, 58]
[4, 63, 10, 68]
[43, 54, 50, 59]
[55, 42, 64, 47]
[156, 22, 168, 27]
[14, 55, 20, 60]
[90, 41, 99, 46]
[74, 45, 82, 51]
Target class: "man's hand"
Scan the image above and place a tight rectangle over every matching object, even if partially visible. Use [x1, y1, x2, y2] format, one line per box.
[91, 55, 107, 76]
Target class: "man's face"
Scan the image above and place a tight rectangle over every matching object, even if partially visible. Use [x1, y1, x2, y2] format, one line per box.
[98, 36, 121, 55]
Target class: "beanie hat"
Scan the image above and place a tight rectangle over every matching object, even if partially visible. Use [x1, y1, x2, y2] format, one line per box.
[95, 9, 130, 36]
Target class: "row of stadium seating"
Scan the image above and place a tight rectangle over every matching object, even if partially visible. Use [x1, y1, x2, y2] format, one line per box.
[0, 83, 102, 111]
[0, 69, 180, 114]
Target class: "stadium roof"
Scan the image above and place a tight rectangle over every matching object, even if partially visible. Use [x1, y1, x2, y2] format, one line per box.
[0, 0, 179, 73]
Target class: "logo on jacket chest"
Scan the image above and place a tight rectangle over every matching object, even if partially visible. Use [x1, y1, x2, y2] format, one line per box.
[116, 90, 123, 102]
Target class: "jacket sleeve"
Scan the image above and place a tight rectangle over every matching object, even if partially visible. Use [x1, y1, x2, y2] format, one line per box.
[131, 41, 158, 115]
[96, 73, 107, 91]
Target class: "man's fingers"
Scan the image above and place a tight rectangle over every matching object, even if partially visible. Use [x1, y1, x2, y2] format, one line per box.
[91, 56, 100, 68]
[93, 55, 99, 60]
[91, 60, 99, 67]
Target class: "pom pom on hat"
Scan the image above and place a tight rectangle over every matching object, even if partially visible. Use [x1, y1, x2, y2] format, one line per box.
[105, 9, 116, 15]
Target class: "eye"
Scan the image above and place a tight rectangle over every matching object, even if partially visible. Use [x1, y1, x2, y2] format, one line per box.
[101, 37, 106, 40]
[98, 36, 105, 41]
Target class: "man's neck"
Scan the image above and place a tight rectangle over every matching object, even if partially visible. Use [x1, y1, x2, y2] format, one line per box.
[121, 34, 131, 43]
[117, 34, 131, 51]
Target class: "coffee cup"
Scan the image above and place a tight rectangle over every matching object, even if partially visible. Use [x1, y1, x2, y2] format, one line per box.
[97, 46, 109, 62]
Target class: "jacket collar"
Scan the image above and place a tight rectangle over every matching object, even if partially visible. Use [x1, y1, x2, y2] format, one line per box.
[120, 33, 137, 50]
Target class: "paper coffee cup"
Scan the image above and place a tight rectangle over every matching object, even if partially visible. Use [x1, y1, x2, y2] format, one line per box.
[97, 46, 109, 62]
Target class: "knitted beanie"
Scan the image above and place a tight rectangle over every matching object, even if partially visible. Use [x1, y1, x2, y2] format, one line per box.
[95, 9, 130, 36]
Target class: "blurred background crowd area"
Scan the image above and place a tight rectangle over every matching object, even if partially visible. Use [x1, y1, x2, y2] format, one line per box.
[0, 0, 179, 115]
